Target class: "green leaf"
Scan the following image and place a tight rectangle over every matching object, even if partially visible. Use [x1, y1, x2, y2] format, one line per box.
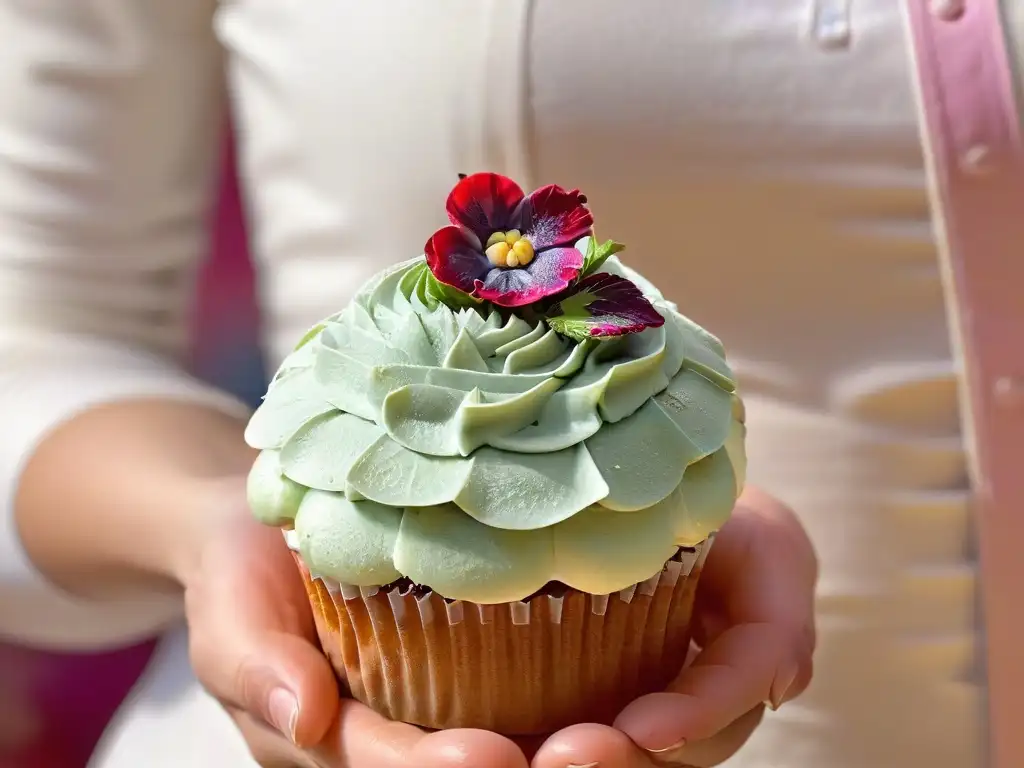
[426, 271, 483, 310]
[546, 284, 603, 342]
[581, 237, 626, 276]
[400, 259, 482, 311]
[547, 314, 599, 343]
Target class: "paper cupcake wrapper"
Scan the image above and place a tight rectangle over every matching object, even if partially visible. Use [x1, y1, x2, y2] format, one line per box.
[294, 537, 712, 735]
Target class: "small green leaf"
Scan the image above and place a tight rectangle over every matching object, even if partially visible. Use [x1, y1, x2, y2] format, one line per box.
[426, 271, 483, 310]
[582, 237, 626, 276]
[547, 313, 600, 342]
[546, 286, 602, 342]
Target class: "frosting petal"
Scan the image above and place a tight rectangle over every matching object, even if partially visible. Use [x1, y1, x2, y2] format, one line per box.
[553, 503, 677, 594]
[672, 446, 741, 546]
[294, 491, 403, 585]
[667, 311, 735, 391]
[394, 505, 554, 604]
[381, 377, 564, 457]
[346, 435, 473, 506]
[653, 367, 735, 459]
[723, 417, 748, 493]
[247, 449, 306, 525]
[280, 411, 385, 491]
[586, 399, 702, 511]
[246, 255, 746, 602]
[454, 443, 609, 530]
[244, 370, 333, 450]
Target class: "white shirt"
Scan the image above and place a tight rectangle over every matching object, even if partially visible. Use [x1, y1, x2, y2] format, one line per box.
[1, 1, 1011, 766]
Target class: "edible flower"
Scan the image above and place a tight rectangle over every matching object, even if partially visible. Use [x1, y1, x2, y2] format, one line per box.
[425, 173, 594, 307]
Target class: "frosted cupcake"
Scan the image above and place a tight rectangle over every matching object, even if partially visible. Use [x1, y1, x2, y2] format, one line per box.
[245, 173, 746, 734]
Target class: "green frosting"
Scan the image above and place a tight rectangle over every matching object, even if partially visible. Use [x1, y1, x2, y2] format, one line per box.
[245, 250, 746, 603]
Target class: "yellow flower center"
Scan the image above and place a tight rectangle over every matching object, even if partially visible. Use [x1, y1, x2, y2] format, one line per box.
[484, 230, 535, 268]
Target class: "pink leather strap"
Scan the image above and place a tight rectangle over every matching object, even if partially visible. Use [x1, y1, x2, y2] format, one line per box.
[905, 2, 1024, 766]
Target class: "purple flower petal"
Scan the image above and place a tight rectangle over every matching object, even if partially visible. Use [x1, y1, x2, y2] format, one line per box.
[424, 226, 491, 294]
[523, 185, 594, 249]
[474, 245, 585, 307]
[446, 173, 527, 242]
[473, 268, 544, 307]
[545, 273, 665, 341]
[524, 245, 585, 292]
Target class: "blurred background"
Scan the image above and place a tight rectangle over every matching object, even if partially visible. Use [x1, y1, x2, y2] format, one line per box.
[0, 141, 265, 768]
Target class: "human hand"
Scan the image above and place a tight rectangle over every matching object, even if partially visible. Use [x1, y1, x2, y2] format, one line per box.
[179, 484, 530, 768]
[526, 487, 818, 768]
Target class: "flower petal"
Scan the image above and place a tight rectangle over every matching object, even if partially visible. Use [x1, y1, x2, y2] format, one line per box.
[523, 184, 594, 248]
[546, 272, 666, 341]
[473, 268, 542, 307]
[424, 225, 490, 294]
[446, 172, 526, 240]
[473, 245, 584, 307]
[524, 245, 585, 296]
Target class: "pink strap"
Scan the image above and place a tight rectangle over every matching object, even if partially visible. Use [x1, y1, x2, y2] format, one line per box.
[905, 2, 1024, 766]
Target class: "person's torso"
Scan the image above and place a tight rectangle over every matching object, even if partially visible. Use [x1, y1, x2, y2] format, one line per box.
[215, 2, 987, 766]
[98, 3, 1024, 766]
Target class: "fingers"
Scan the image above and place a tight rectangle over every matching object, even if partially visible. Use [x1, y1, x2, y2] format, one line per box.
[233, 667, 530, 768]
[615, 622, 799, 751]
[187, 519, 340, 747]
[530, 723, 643, 768]
[615, 493, 817, 752]
[307, 698, 529, 768]
[649, 705, 765, 768]
[232, 708, 325, 768]
[225, 628, 341, 747]
[413, 729, 532, 768]
[698, 488, 817, 643]
[311, 698, 422, 767]
[695, 490, 817, 707]
[530, 710, 767, 768]
[189, 517, 528, 768]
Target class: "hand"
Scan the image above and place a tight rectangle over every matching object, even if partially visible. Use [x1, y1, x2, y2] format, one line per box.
[180, 486, 530, 768]
[526, 487, 818, 768]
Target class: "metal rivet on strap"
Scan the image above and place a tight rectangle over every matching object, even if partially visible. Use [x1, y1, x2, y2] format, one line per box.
[930, 0, 966, 21]
[994, 377, 1024, 406]
[960, 144, 996, 175]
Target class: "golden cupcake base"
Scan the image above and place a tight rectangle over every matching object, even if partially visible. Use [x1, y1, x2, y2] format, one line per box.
[293, 541, 709, 734]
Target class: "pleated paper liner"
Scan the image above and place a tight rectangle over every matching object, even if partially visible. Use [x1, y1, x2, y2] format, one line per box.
[293, 538, 712, 735]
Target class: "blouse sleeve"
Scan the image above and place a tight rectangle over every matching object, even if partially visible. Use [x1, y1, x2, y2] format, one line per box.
[0, 0, 250, 649]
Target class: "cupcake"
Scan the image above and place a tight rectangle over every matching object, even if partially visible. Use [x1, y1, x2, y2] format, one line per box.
[244, 173, 746, 734]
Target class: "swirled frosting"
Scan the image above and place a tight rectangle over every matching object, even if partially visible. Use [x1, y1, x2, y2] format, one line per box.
[245, 246, 746, 603]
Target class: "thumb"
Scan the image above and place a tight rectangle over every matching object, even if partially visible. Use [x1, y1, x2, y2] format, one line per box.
[224, 629, 340, 748]
[186, 520, 340, 748]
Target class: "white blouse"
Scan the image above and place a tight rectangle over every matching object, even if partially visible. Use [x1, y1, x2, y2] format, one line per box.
[1, 1, 1013, 766]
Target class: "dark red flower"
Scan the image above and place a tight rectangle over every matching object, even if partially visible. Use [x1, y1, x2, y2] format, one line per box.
[424, 173, 594, 307]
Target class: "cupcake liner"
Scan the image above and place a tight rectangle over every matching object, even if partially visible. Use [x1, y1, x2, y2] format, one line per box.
[293, 537, 712, 734]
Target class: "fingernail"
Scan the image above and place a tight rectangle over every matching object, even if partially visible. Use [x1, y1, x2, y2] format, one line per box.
[645, 738, 687, 755]
[769, 661, 799, 711]
[567, 763, 600, 768]
[267, 687, 298, 742]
